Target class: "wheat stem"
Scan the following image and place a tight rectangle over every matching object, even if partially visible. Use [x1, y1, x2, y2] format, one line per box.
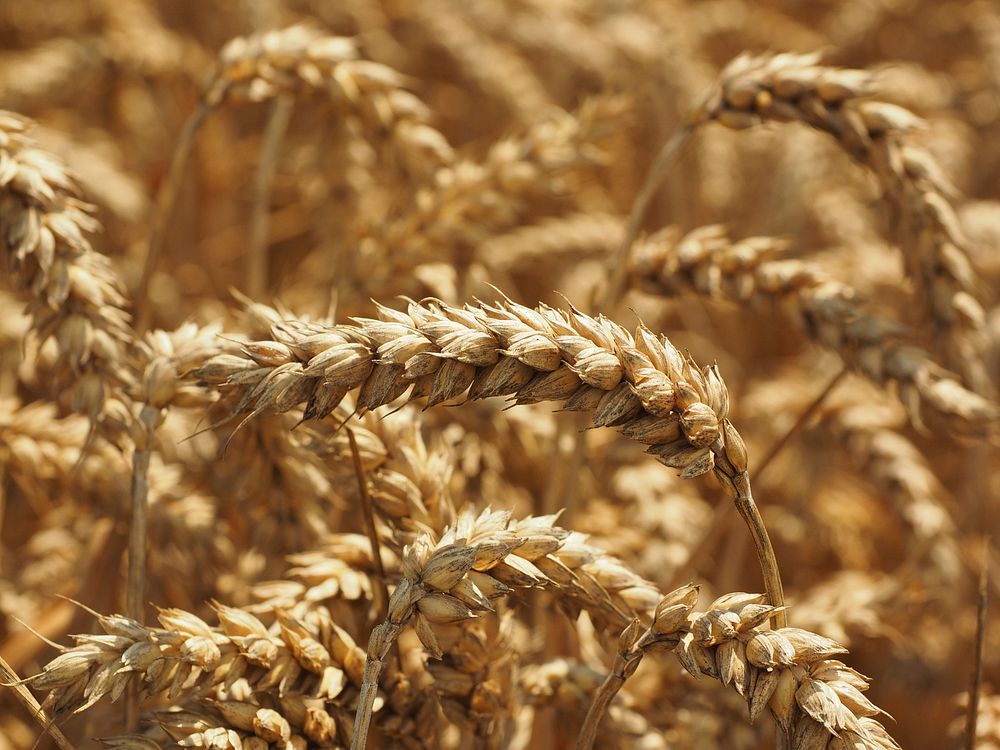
[0, 655, 75, 750]
[248, 95, 294, 299]
[347, 427, 390, 621]
[965, 537, 991, 750]
[135, 102, 211, 332]
[603, 125, 691, 309]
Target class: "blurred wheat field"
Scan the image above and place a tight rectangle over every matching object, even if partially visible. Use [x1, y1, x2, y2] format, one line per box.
[0, 1, 998, 749]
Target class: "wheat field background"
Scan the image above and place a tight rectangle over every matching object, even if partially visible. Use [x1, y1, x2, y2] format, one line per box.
[0, 1, 998, 749]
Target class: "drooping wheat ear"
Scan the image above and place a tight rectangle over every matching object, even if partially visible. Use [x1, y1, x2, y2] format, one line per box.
[0, 111, 134, 434]
[192, 293, 785, 625]
[205, 26, 454, 175]
[26, 603, 369, 726]
[577, 587, 899, 750]
[629, 224, 999, 437]
[827, 399, 962, 582]
[369, 97, 625, 280]
[137, 24, 455, 326]
[692, 51, 991, 395]
[349, 506, 665, 750]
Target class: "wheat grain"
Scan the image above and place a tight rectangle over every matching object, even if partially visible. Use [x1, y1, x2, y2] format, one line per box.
[576, 588, 898, 750]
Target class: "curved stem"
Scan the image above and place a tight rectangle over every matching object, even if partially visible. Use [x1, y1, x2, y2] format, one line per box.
[732, 473, 786, 628]
[135, 102, 212, 332]
[965, 537, 990, 750]
[671, 368, 848, 595]
[347, 428, 389, 622]
[575, 668, 627, 750]
[602, 125, 691, 309]
[248, 95, 294, 299]
[0, 656, 74, 750]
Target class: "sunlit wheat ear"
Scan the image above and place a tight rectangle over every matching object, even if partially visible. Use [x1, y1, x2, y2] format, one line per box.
[575, 588, 899, 750]
[193, 294, 786, 621]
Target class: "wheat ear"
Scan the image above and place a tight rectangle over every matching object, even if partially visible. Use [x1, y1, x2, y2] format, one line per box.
[692, 51, 991, 394]
[0, 111, 134, 434]
[630, 225, 998, 437]
[576, 588, 899, 750]
[193, 295, 786, 628]
[136, 24, 454, 327]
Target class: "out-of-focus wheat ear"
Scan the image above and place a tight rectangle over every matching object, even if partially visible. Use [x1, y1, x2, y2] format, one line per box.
[829, 398, 963, 582]
[135, 25, 454, 329]
[692, 52, 992, 396]
[407, 0, 555, 123]
[0, 111, 135, 438]
[628, 225, 999, 438]
[367, 96, 626, 299]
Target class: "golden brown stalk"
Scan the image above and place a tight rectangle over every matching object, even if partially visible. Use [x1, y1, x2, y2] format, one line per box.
[347, 428, 390, 621]
[668, 367, 849, 592]
[693, 52, 991, 394]
[965, 538, 990, 750]
[630, 225, 998, 437]
[0, 111, 134, 434]
[603, 125, 691, 309]
[125, 322, 224, 622]
[247, 95, 294, 300]
[576, 588, 899, 750]
[193, 294, 786, 626]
